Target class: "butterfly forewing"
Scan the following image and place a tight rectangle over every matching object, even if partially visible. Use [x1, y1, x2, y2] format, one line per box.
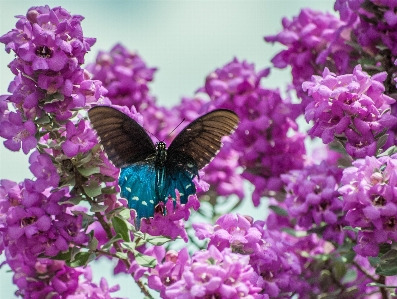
[88, 106, 156, 168]
[167, 109, 239, 170]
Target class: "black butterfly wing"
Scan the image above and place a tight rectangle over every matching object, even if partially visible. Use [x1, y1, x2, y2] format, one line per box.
[88, 106, 156, 168]
[167, 109, 240, 170]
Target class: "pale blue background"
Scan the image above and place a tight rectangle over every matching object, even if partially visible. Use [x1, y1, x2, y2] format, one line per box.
[0, 1, 334, 298]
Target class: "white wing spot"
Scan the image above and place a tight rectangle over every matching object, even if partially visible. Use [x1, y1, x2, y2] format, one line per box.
[125, 187, 132, 192]
[124, 176, 128, 181]
[179, 193, 184, 196]
[186, 184, 191, 189]
[187, 163, 193, 168]
[132, 196, 139, 201]
[142, 201, 148, 206]
[149, 200, 154, 204]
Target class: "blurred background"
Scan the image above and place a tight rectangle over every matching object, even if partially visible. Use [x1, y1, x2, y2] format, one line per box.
[0, 1, 334, 297]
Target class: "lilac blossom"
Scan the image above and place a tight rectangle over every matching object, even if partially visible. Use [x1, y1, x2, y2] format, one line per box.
[339, 154, 397, 256]
[28, 151, 60, 191]
[62, 119, 98, 157]
[87, 43, 157, 110]
[140, 192, 200, 242]
[303, 65, 397, 158]
[265, 8, 353, 110]
[165, 246, 261, 299]
[0, 111, 37, 154]
[281, 161, 348, 244]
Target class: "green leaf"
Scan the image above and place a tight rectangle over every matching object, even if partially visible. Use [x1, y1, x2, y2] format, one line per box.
[121, 241, 136, 251]
[90, 202, 108, 212]
[101, 186, 116, 194]
[116, 252, 129, 260]
[119, 208, 132, 220]
[112, 217, 131, 242]
[269, 205, 288, 216]
[342, 226, 359, 233]
[376, 250, 397, 276]
[101, 233, 123, 251]
[68, 252, 96, 268]
[59, 196, 82, 205]
[36, 115, 51, 124]
[43, 249, 72, 261]
[77, 166, 100, 177]
[376, 134, 389, 152]
[145, 235, 172, 246]
[83, 183, 102, 198]
[133, 250, 157, 268]
[89, 236, 99, 251]
[377, 145, 397, 157]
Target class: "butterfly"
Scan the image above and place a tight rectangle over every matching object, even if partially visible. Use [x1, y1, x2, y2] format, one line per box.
[88, 106, 239, 228]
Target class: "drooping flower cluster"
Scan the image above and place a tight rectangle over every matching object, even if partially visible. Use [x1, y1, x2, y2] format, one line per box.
[281, 161, 349, 244]
[303, 65, 397, 158]
[339, 154, 397, 257]
[199, 58, 306, 205]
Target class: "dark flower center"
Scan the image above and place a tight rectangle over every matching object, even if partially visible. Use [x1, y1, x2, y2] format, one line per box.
[36, 45, 52, 58]
[371, 195, 386, 206]
[385, 217, 396, 229]
[21, 216, 37, 226]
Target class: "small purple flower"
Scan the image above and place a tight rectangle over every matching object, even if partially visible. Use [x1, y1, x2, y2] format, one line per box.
[0, 111, 37, 153]
[140, 192, 200, 242]
[28, 151, 59, 192]
[62, 119, 97, 157]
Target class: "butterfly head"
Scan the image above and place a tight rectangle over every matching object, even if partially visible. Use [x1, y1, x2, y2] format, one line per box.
[155, 141, 167, 167]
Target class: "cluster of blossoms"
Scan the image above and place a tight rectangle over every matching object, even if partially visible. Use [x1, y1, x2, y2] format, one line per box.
[198, 58, 306, 205]
[134, 244, 260, 299]
[303, 65, 397, 158]
[264, 8, 354, 110]
[281, 161, 350, 244]
[339, 154, 397, 257]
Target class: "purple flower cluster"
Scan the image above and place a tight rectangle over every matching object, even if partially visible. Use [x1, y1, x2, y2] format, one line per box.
[281, 161, 350, 244]
[303, 65, 397, 158]
[140, 191, 200, 242]
[165, 246, 260, 299]
[193, 214, 306, 297]
[0, 5, 104, 153]
[265, 8, 353, 110]
[339, 154, 397, 257]
[199, 58, 306, 205]
[87, 43, 157, 110]
[4, 250, 124, 299]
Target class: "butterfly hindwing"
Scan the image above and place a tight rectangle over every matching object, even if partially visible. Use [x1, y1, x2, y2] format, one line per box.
[119, 160, 159, 224]
[88, 106, 156, 168]
[167, 109, 239, 170]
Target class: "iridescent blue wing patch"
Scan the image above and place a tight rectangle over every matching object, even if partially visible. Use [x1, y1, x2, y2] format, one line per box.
[119, 160, 158, 226]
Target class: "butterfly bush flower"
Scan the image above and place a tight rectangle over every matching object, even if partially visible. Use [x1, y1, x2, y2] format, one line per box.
[194, 214, 306, 297]
[165, 246, 260, 299]
[199, 58, 305, 205]
[140, 192, 200, 242]
[87, 43, 157, 110]
[28, 151, 60, 192]
[339, 154, 397, 256]
[303, 65, 397, 158]
[281, 161, 348, 244]
[265, 8, 353, 110]
[62, 119, 98, 157]
[0, 111, 37, 153]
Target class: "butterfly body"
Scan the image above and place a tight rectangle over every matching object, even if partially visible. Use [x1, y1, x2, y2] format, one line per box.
[88, 106, 239, 228]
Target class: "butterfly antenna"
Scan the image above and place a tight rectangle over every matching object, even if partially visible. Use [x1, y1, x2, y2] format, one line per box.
[144, 128, 160, 142]
[166, 118, 185, 140]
